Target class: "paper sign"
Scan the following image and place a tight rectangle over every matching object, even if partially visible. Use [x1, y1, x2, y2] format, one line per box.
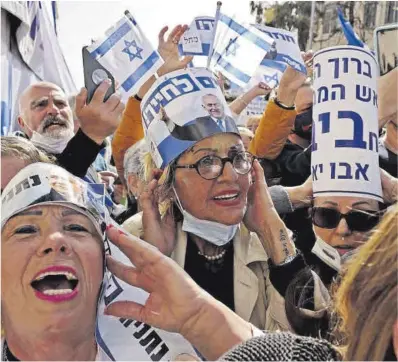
[312, 46, 382, 201]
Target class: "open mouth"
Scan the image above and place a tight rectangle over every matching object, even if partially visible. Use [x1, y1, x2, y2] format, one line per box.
[44, 121, 66, 131]
[213, 193, 239, 201]
[31, 268, 79, 302]
[335, 245, 355, 256]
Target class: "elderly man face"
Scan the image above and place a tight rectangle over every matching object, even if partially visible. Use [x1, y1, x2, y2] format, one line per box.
[18, 82, 74, 139]
[202, 94, 225, 119]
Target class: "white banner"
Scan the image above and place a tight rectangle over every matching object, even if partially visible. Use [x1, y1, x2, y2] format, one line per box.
[178, 16, 214, 56]
[312, 46, 382, 201]
[141, 68, 238, 168]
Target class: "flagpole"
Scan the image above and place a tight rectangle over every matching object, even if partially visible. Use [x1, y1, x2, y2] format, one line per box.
[207, 1, 222, 69]
[308, 1, 315, 49]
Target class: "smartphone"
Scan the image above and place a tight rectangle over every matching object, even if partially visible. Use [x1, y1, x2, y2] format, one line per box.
[374, 24, 398, 76]
[82, 46, 116, 103]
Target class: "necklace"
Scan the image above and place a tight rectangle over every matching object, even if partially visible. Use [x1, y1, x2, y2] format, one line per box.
[198, 248, 227, 261]
[196, 243, 231, 273]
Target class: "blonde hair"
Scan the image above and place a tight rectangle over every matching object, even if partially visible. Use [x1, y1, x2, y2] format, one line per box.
[238, 126, 254, 139]
[334, 206, 398, 360]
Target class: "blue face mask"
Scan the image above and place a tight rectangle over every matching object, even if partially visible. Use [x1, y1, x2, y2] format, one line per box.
[173, 187, 239, 246]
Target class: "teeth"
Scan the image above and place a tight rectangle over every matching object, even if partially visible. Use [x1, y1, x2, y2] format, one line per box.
[214, 193, 238, 200]
[34, 271, 77, 281]
[42, 289, 74, 295]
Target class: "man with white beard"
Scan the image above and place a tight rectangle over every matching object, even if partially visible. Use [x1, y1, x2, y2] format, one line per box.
[16, 80, 124, 178]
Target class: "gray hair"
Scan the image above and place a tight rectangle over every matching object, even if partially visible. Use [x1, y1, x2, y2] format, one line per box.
[1, 136, 55, 164]
[123, 139, 149, 181]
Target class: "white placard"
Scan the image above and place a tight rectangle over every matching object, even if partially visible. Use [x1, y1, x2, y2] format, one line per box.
[312, 46, 382, 201]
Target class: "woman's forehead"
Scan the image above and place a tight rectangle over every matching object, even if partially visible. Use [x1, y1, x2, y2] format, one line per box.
[10, 205, 89, 220]
[314, 196, 379, 209]
[188, 134, 243, 153]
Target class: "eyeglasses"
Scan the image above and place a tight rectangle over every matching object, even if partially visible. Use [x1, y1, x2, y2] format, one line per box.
[174, 152, 255, 180]
[312, 207, 381, 232]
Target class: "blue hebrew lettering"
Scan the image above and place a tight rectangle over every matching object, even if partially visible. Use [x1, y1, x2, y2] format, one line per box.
[369, 132, 378, 152]
[373, 90, 378, 107]
[356, 85, 371, 102]
[195, 18, 214, 30]
[285, 34, 296, 43]
[271, 31, 286, 41]
[354, 163, 369, 180]
[330, 162, 336, 179]
[312, 121, 317, 151]
[317, 86, 329, 103]
[328, 58, 340, 79]
[350, 57, 362, 75]
[314, 63, 321, 78]
[196, 76, 217, 89]
[319, 112, 331, 133]
[335, 111, 367, 149]
[331, 84, 346, 100]
[337, 162, 353, 179]
[342, 57, 349, 74]
[312, 165, 318, 180]
[363, 60, 372, 78]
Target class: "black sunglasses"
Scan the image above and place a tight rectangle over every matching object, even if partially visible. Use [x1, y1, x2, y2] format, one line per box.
[312, 207, 381, 232]
[174, 152, 255, 180]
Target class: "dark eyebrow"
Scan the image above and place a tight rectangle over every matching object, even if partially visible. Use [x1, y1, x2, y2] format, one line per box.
[321, 201, 338, 207]
[9, 210, 43, 219]
[61, 209, 82, 217]
[30, 97, 48, 109]
[193, 147, 218, 155]
[352, 201, 371, 207]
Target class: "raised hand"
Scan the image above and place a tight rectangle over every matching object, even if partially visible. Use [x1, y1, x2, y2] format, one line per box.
[76, 80, 125, 145]
[157, 25, 194, 77]
[140, 171, 177, 256]
[252, 81, 272, 97]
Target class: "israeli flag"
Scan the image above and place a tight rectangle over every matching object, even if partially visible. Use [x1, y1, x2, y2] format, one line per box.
[87, 11, 164, 97]
[210, 14, 275, 87]
[337, 8, 369, 50]
[178, 16, 215, 56]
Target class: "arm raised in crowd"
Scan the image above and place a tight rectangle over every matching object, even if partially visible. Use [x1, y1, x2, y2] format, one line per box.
[248, 52, 313, 160]
[58, 80, 124, 178]
[229, 82, 271, 116]
[111, 25, 193, 184]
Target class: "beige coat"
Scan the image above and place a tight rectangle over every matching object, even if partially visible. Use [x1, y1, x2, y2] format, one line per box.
[123, 213, 330, 331]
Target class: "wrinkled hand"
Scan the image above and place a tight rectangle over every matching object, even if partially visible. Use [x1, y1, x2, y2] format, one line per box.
[105, 226, 210, 334]
[98, 170, 118, 188]
[157, 25, 193, 77]
[380, 168, 398, 204]
[140, 170, 177, 256]
[243, 159, 277, 234]
[251, 81, 272, 97]
[286, 176, 313, 209]
[301, 50, 314, 78]
[76, 80, 125, 145]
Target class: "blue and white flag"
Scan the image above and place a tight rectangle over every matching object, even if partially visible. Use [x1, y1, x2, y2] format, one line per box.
[210, 14, 275, 87]
[178, 16, 215, 56]
[337, 8, 369, 50]
[87, 11, 164, 98]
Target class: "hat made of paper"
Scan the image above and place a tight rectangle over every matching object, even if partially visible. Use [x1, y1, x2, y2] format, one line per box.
[140, 67, 239, 168]
[1, 163, 107, 236]
[311, 45, 382, 201]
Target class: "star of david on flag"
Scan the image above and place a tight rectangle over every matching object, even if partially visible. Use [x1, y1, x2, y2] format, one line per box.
[210, 13, 275, 87]
[87, 11, 163, 98]
[122, 39, 143, 61]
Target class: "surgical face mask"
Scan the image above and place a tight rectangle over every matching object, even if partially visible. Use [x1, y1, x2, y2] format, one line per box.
[173, 187, 239, 246]
[30, 130, 73, 154]
[293, 107, 313, 141]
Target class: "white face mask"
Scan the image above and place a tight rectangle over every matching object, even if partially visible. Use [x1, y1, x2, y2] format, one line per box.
[173, 187, 239, 246]
[30, 129, 74, 154]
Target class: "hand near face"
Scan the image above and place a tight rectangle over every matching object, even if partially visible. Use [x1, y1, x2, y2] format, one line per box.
[105, 226, 209, 334]
[380, 168, 398, 204]
[75, 80, 125, 145]
[140, 171, 177, 256]
[157, 25, 193, 77]
[243, 159, 276, 234]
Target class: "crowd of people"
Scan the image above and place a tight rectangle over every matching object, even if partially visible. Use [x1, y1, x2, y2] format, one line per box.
[1, 21, 397, 361]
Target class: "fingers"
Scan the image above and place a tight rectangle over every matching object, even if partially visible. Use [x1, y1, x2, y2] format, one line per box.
[252, 159, 267, 186]
[99, 171, 119, 178]
[106, 225, 161, 268]
[181, 55, 194, 67]
[75, 88, 87, 112]
[106, 255, 142, 288]
[158, 26, 168, 46]
[105, 93, 121, 112]
[167, 25, 182, 43]
[91, 79, 112, 104]
[105, 300, 146, 321]
[112, 101, 126, 118]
